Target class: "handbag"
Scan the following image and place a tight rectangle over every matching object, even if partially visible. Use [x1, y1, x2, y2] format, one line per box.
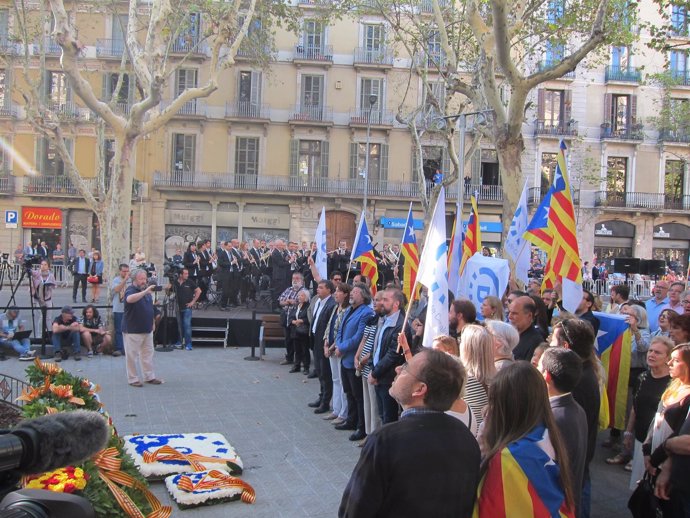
[87, 275, 99, 284]
[628, 472, 662, 518]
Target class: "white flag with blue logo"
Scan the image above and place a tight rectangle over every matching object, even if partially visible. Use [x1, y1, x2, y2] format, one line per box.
[417, 187, 448, 348]
[459, 253, 510, 318]
[314, 207, 328, 281]
[504, 182, 530, 285]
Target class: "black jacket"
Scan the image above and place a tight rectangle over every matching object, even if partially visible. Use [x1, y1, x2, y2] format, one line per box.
[311, 296, 337, 347]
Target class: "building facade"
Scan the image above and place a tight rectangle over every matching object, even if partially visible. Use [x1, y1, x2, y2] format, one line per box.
[0, 0, 688, 273]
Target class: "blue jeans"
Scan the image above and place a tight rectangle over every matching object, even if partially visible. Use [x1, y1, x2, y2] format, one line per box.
[0, 338, 30, 355]
[113, 312, 124, 352]
[52, 331, 81, 354]
[180, 308, 193, 347]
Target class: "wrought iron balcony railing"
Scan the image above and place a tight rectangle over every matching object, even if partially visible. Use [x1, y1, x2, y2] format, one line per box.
[289, 105, 333, 123]
[594, 191, 690, 210]
[534, 119, 578, 137]
[0, 174, 14, 194]
[600, 123, 644, 141]
[23, 176, 96, 196]
[349, 109, 394, 126]
[353, 47, 394, 66]
[49, 101, 82, 120]
[96, 39, 125, 58]
[171, 37, 207, 56]
[161, 100, 207, 117]
[0, 103, 17, 118]
[0, 38, 19, 56]
[226, 101, 270, 119]
[605, 65, 641, 83]
[293, 44, 333, 62]
[658, 128, 690, 144]
[670, 69, 690, 86]
[536, 60, 576, 79]
[32, 38, 61, 56]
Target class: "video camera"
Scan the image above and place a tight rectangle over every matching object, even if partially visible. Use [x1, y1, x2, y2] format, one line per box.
[23, 255, 41, 269]
[163, 258, 184, 281]
[0, 253, 9, 265]
[140, 262, 157, 278]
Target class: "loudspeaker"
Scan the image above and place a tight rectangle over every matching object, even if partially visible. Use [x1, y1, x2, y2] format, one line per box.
[640, 259, 666, 276]
[612, 257, 641, 274]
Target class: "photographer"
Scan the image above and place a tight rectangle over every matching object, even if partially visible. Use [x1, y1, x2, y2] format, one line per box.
[171, 268, 201, 351]
[30, 258, 56, 338]
[123, 269, 163, 387]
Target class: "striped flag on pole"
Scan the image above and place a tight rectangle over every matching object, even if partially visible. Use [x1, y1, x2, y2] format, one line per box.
[460, 194, 481, 276]
[400, 203, 419, 302]
[351, 212, 379, 294]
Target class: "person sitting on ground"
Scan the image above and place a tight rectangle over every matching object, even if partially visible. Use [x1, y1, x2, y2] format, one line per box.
[51, 306, 82, 362]
[80, 305, 112, 357]
[0, 308, 34, 360]
[485, 319, 519, 372]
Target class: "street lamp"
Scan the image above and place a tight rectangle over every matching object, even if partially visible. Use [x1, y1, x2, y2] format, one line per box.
[362, 93, 378, 216]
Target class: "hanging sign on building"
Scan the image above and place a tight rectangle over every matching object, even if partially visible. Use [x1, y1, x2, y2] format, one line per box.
[21, 207, 62, 229]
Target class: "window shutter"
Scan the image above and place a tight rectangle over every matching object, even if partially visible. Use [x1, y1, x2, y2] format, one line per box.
[101, 73, 110, 101]
[411, 147, 419, 183]
[320, 140, 329, 178]
[470, 148, 481, 185]
[289, 139, 299, 177]
[442, 147, 451, 176]
[563, 90, 572, 121]
[349, 142, 359, 179]
[537, 89, 545, 120]
[36, 136, 44, 174]
[604, 93, 613, 125]
[380, 143, 389, 182]
[630, 94, 638, 125]
[251, 71, 261, 106]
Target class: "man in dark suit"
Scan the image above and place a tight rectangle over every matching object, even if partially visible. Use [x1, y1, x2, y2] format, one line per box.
[307, 280, 338, 411]
[368, 287, 408, 424]
[216, 242, 234, 310]
[271, 240, 290, 309]
[538, 347, 588, 518]
[340, 348, 480, 518]
[329, 240, 351, 277]
[71, 249, 90, 303]
[509, 296, 545, 361]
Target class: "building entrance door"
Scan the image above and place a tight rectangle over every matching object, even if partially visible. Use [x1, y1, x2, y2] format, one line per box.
[326, 211, 356, 252]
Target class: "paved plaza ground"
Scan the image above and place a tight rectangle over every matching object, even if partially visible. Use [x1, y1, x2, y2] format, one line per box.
[1, 286, 633, 517]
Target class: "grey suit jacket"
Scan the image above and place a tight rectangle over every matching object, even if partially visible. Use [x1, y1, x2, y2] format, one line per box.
[550, 393, 588, 518]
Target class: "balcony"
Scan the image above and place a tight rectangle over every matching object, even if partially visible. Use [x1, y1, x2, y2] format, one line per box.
[536, 60, 576, 79]
[670, 69, 690, 86]
[600, 123, 644, 141]
[658, 128, 690, 144]
[527, 185, 580, 206]
[32, 38, 61, 56]
[225, 101, 270, 120]
[348, 109, 394, 127]
[0, 38, 19, 56]
[162, 100, 207, 118]
[235, 43, 271, 61]
[353, 47, 394, 68]
[419, 0, 449, 13]
[170, 37, 208, 57]
[445, 183, 504, 202]
[0, 103, 17, 119]
[153, 171, 500, 200]
[23, 176, 96, 197]
[605, 65, 641, 83]
[670, 23, 689, 37]
[49, 102, 83, 121]
[96, 39, 125, 59]
[594, 191, 690, 211]
[288, 105, 333, 125]
[414, 52, 447, 70]
[293, 45, 333, 64]
[296, 0, 333, 6]
[0, 175, 14, 195]
[534, 119, 578, 137]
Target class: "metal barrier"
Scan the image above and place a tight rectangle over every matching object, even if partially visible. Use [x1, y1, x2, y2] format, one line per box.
[589, 279, 654, 299]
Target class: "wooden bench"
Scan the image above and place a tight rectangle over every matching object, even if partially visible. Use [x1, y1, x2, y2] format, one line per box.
[258, 313, 286, 356]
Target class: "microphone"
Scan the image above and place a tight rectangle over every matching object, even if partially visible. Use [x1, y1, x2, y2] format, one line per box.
[0, 410, 109, 475]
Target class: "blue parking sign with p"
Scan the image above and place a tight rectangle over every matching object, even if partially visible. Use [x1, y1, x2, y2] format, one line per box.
[5, 210, 17, 224]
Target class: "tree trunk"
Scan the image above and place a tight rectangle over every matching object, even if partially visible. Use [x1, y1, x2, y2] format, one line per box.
[495, 132, 525, 280]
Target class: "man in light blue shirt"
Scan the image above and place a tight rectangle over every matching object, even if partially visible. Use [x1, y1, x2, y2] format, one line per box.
[646, 281, 669, 333]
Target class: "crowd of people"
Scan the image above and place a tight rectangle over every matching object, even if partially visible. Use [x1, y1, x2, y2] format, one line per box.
[266, 258, 690, 518]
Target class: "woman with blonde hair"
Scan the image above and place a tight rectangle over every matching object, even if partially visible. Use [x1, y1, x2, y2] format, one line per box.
[480, 296, 504, 322]
[459, 324, 496, 426]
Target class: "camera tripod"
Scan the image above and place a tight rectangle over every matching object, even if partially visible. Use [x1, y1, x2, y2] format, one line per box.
[0, 256, 15, 295]
[154, 278, 181, 352]
[2, 265, 49, 356]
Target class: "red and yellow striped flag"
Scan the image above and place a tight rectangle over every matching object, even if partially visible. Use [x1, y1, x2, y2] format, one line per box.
[400, 204, 419, 302]
[460, 194, 481, 276]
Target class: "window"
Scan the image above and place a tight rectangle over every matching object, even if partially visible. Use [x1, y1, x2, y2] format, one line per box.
[605, 93, 636, 133]
[111, 14, 128, 54]
[290, 140, 329, 181]
[40, 137, 73, 176]
[0, 9, 8, 43]
[611, 46, 630, 70]
[670, 50, 688, 81]
[422, 82, 446, 115]
[546, 0, 564, 23]
[174, 13, 200, 52]
[359, 78, 382, 118]
[300, 75, 323, 117]
[237, 71, 261, 115]
[350, 142, 389, 181]
[427, 30, 442, 66]
[545, 41, 564, 65]
[102, 73, 132, 105]
[672, 5, 688, 36]
[0, 70, 6, 107]
[363, 24, 384, 52]
[302, 20, 324, 54]
[606, 157, 628, 203]
[46, 71, 71, 106]
[665, 160, 685, 202]
[176, 69, 197, 96]
[544, 90, 563, 126]
[235, 137, 259, 177]
[541, 152, 557, 195]
[171, 134, 196, 182]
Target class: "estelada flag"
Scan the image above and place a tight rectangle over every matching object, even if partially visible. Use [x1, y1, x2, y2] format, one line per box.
[400, 203, 419, 302]
[351, 212, 379, 295]
[594, 311, 632, 430]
